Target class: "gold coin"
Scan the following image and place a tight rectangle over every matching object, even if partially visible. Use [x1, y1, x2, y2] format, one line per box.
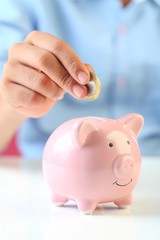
[85, 72, 101, 101]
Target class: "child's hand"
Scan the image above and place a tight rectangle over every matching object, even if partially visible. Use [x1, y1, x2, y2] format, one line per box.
[0, 31, 93, 118]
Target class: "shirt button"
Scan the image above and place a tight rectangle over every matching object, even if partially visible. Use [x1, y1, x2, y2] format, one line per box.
[117, 78, 127, 87]
[118, 25, 127, 34]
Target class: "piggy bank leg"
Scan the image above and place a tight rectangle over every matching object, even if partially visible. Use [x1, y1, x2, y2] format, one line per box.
[51, 192, 68, 206]
[114, 194, 132, 209]
[76, 200, 97, 214]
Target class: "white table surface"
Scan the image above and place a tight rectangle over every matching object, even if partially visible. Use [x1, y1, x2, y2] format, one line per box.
[0, 156, 160, 240]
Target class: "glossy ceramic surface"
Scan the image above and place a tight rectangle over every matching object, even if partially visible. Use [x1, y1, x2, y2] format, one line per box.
[43, 114, 144, 213]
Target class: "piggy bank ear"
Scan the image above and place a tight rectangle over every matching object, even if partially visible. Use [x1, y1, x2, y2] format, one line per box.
[74, 120, 99, 147]
[118, 113, 144, 137]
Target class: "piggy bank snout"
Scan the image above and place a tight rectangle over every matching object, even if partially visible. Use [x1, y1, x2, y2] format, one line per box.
[113, 154, 135, 180]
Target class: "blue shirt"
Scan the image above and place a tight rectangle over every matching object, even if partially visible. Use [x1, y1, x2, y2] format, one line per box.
[0, 0, 160, 157]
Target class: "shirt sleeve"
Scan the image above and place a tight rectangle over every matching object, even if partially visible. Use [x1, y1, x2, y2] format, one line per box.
[0, 0, 36, 78]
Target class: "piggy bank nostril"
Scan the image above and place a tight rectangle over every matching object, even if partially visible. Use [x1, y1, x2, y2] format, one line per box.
[113, 155, 135, 179]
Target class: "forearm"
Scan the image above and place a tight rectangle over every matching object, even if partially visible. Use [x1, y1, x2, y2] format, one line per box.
[0, 96, 28, 152]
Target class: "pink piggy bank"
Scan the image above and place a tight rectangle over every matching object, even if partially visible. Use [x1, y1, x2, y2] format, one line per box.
[42, 113, 144, 214]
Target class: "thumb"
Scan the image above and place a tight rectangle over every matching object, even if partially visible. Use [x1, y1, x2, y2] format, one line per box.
[15, 98, 56, 118]
[84, 64, 95, 74]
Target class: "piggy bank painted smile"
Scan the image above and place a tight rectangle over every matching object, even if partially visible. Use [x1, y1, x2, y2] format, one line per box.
[43, 114, 144, 214]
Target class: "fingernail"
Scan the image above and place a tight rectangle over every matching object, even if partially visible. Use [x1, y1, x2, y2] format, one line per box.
[78, 72, 89, 84]
[72, 85, 86, 98]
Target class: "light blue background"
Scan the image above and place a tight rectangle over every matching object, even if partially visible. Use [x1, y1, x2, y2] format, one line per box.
[0, 0, 160, 157]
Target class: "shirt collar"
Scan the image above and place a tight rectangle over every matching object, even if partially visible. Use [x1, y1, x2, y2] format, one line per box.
[153, 0, 160, 5]
[134, 0, 147, 3]
[69, 0, 160, 6]
[135, 0, 160, 4]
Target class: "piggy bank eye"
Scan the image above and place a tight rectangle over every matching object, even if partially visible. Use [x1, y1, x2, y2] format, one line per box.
[127, 140, 130, 145]
[109, 142, 113, 147]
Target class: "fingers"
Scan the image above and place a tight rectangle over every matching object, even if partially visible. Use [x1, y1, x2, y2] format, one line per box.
[9, 42, 87, 99]
[1, 31, 96, 119]
[0, 72, 57, 118]
[0, 80, 46, 108]
[3, 62, 64, 101]
[25, 31, 90, 84]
